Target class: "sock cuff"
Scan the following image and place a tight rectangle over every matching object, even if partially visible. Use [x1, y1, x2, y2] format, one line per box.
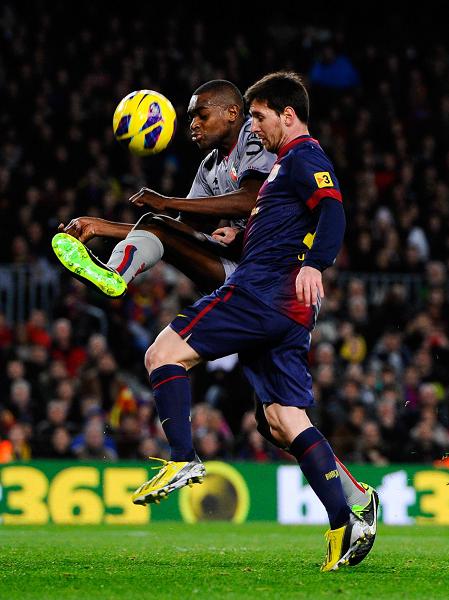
[150, 364, 188, 390]
[289, 427, 325, 460]
[126, 229, 164, 255]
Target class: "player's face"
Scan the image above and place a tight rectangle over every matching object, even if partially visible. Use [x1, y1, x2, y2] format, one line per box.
[249, 100, 285, 154]
[187, 92, 232, 151]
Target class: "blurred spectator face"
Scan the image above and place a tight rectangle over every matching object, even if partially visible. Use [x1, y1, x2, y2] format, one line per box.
[6, 360, 25, 380]
[29, 309, 47, 329]
[191, 404, 211, 431]
[197, 431, 221, 458]
[49, 360, 69, 380]
[47, 400, 68, 425]
[348, 297, 367, 323]
[362, 421, 381, 447]
[10, 380, 31, 409]
[85, 423, 105, 450]
[53, 318, 72, 345]
[342, 380, 361, 403]
[345, 363, 364, 383]
[377, 398, 396, 423]
[56, 379, 76, 402]
[87, 334, 108, 359]
[97, 353, 117, 373]
[241, 411, 257, 433]
[120, 414, 140, 436]
[316, 364, 335, 387]
[8, 423, 27, 447]
[138, 437, 167, 460]
[349, 404, 365, 427]
[347, 278, 365, 299]
[418, 383, 438, 407]
[404, 366, 420, 387]
[383, 331, 402, 352]
[80, 396, 102, 418]
[315, 343, 335, 365]
[29, 345, 48, 365]
[52, 427, 71, 453]
[426, 261, 446, 286]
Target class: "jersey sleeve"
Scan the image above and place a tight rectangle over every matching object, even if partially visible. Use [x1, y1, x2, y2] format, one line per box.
[237, 128, 276, 185]
[186, 159, 213, 198]
[290, 147, 342, 210]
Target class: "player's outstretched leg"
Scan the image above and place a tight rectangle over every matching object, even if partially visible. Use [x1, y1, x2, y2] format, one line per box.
[348, 482, 379, 566]
[52, 233, 127, 297]
[132, 456, 206, 505]
[321, 510, 373, 572]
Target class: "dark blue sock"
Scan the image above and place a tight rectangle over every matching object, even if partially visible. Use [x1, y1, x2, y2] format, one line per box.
[289, 427, 351, 529]
[150, 364, 195, 462]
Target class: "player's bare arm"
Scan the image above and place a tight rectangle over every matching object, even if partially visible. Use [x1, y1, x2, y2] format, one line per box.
[58, 217, 134, 243]
[129, 178, 262, 217]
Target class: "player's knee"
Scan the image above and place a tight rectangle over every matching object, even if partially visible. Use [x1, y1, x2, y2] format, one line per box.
[145, 343, 169, 374]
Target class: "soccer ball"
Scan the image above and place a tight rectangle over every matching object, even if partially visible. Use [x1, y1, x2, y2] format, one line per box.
[112, 90, 176, 156]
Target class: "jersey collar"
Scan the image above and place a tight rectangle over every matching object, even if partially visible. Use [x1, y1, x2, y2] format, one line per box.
[277, 135, 319, 159]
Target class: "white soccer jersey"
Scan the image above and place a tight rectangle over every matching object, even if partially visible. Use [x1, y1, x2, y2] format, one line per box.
[187, 118, 276, 228]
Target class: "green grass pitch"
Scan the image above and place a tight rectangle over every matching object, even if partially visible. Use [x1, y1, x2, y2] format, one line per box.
[1, 524, 448, 599]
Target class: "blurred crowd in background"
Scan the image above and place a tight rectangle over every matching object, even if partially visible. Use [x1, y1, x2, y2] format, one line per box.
[1, 3, 448, 464]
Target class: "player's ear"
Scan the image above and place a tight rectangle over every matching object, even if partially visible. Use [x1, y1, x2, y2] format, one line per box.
[282, 106, 296, 126]
[227, 104, 240, 122]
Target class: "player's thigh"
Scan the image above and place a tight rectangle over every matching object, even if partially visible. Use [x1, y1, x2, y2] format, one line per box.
[146, 325, 201, 372]
[240, 321, 314, 408]
[170, 285, 270, 361]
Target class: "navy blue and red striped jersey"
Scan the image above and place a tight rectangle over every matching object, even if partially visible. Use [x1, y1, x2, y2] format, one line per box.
[227, 135, 345, 330]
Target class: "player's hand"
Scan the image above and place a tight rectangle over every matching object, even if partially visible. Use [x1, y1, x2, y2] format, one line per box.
[211, 226, 239, 245]
[58, 217, 100, 243]
[129, 187, 168, 211]
[296, 266, 324, 307]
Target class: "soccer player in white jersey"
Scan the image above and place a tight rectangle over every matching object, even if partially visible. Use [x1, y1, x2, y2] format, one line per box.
[52, 80, 275, 296]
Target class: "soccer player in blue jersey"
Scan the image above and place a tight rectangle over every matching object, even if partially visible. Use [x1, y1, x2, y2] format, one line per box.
[131, 71, 378, 571]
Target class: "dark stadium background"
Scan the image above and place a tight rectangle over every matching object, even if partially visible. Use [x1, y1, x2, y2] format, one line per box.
[1, 1, 448, 467]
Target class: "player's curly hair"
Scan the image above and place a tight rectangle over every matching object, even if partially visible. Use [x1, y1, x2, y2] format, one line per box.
[244, 71, 309, 123]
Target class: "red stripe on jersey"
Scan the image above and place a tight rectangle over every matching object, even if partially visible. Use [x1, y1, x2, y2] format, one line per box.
[277, 136, 319, 159]
[306, 188, 342, 210]
[179, 297, 221, 336]
[152, 375, 188, 390]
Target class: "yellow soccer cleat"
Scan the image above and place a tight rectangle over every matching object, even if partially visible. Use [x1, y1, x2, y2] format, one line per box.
[320, 512, 372, 572]
[132, 456, 206, 505]
[52, 233, 127, 298]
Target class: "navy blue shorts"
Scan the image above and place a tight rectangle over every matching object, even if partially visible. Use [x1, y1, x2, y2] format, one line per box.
[170, 284, 314, 408]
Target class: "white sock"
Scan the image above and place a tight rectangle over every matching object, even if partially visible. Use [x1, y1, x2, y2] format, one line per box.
[107, 229, 164, 284]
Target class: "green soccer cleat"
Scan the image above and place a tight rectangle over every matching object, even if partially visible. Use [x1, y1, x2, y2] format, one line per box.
[132, 456, 206, 505]
[349, 482, 379, 566]
[52, 233, 127, 298]
[320, 511, 372, 572]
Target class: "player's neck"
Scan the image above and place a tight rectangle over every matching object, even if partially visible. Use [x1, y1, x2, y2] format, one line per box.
[219, 121, 243, 156]
[278, 125, 310, 154]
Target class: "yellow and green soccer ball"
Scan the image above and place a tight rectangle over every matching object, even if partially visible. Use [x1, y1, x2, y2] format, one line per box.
[112, 90, 176, 156]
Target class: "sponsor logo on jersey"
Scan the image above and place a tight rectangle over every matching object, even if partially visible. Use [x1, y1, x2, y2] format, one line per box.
[314, 171, 334, 188]
[251, 206, 260, 216]
[230, 164, 238, 182]
[267, 164, 281, 182]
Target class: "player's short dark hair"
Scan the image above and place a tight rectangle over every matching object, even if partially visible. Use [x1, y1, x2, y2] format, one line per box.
[244, 71, 309, 123]
[193, 80, 244, 112]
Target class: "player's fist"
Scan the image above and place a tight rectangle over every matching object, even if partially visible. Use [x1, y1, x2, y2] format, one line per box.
[58, 217, 101, 243]
[211, 226, 239, 245]
[129, 187, 168, 211]
[296, 266, 324, 307]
